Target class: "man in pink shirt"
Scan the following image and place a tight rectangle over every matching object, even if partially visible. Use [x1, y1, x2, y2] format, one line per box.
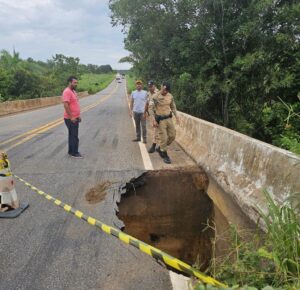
[62, 76, 83, 158]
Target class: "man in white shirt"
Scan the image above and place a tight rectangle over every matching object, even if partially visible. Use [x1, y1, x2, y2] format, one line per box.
[130, 80, 148, 143]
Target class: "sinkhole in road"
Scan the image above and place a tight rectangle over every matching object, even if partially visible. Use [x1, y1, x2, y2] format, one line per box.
[117, 167, 226, 270]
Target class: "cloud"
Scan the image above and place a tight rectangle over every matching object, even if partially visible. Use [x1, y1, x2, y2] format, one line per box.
[0, 0, 130, 69]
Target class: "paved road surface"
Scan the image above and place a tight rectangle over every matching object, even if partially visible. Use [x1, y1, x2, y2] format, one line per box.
[0, 81, 195, 290]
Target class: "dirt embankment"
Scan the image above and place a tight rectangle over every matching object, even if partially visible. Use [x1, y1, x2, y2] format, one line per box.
[118, 168, 214, 269]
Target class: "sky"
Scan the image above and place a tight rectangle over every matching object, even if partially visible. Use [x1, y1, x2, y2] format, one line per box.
[0, 0, 131, 69]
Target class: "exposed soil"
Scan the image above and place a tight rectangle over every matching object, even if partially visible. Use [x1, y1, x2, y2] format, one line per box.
[118, 167, 215, 270]
[85, 181, 111, 204]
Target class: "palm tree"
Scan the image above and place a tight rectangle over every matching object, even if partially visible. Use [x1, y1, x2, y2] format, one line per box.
[0, 49, 21, 70]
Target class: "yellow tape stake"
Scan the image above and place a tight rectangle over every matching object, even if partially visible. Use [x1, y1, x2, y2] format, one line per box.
[14, 175, 227, 288]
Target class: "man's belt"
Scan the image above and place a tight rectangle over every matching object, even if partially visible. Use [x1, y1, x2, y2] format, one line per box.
[155, 112, 172, 124]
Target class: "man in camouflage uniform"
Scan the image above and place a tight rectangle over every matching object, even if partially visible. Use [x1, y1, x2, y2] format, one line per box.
[145, 80, 159, 153]
[149, 82, 180, 164]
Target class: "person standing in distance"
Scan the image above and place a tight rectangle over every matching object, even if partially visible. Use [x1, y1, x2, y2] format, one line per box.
[145, 80, 159, 153]
[130, 80, 148, 143]
[62, 76, 83, 159]
[149, 82, 180, 164]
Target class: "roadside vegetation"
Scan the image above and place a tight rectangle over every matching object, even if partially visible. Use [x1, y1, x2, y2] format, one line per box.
[190, 191, 300, 290]
[0, 50, 114, 102]
[125, 74, 136, 93]
[110, 0, 300, 155]
[78, 73, 115, 94]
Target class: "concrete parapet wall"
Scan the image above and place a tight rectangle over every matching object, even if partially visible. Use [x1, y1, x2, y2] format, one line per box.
[175, 112, 300, 224]
[0, 91, 89, 116]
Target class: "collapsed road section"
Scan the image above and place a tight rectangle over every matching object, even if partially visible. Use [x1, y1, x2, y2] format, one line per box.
[117, 167, 217, 270]
[15, 172, 226, 287]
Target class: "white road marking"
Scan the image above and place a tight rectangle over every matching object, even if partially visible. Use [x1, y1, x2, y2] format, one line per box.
[125, 79, 190, 289]
[124, 80, 153, 171]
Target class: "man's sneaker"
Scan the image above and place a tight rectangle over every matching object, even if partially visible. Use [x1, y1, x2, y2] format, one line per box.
[148, 143, 156, 153]
[161, 151, 171, 164]
[143, 139, 147, 144]
[132, 138, 141, 142]
[71, 153, 83, 159]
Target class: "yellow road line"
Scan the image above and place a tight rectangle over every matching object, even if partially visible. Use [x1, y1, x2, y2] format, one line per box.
[0, 119, 61, 146]
[4, 119, 64, 151]
[1, 85, 119, 152]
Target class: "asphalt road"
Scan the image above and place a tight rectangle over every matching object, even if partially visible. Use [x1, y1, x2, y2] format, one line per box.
[0, 80, 197, 290]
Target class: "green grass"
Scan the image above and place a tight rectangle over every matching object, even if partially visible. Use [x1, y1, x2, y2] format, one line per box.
[258, 191, 300, 286]
[126, 74, 136, 93]
[77, 73, 115, 94]
[191, 191, 300, 290]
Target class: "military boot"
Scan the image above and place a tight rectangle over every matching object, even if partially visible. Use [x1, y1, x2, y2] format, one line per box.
[148, 143, 156, 153]
[161, 151, 171, 164]
[156, 146, 164, 158]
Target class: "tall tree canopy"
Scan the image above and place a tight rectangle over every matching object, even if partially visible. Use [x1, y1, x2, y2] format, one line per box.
[110, 0, 300, 153]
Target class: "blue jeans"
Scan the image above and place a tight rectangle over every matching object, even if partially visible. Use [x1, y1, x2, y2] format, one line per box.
[64, 119, 79, 155]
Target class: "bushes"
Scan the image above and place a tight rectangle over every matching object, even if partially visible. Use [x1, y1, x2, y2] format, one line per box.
[125, 74, 136, 93]
[258, 191, 300, 286]
[193, 191, 300, 289]
[261, 100, 300, 154]
[8, 68, 43, 100]
[0, 50, 115, 101]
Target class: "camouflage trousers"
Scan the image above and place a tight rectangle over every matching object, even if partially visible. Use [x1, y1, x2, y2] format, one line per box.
[157, 118, 176, 151]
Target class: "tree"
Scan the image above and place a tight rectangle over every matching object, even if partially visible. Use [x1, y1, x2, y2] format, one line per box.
[110, 0, 300, 153]
[0, 67, 10, 101]
[0, 50, 115, 101]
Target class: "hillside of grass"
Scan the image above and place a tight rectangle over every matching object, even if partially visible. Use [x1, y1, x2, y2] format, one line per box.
[77, 73, 115, 94]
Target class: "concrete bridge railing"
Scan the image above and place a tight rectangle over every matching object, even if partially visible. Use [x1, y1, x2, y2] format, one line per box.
[176, 112, 300, 225]
[0, 91, 89, 117]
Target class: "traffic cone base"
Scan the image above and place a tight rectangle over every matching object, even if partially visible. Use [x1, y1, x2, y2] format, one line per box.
[0, 202, 29, 218]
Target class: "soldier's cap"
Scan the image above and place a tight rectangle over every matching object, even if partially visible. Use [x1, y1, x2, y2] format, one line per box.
[162, 81, 171, 92]
[147, 80, 154, 86]
[135, 79, 143, 85]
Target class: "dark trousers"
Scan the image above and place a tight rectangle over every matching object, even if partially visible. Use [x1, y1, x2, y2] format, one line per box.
[133, 112, 147, 141]
[64, 119, 79, 155]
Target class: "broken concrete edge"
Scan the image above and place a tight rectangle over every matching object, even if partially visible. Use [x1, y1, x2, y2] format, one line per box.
[175, 111, 300, 228]
[115, 167, 209, 215]
[0, 91, 89, 117]
[114, 171, 147, 227]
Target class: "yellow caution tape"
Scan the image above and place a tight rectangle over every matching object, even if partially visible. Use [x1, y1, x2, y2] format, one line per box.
[14, 175, 227, 288]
